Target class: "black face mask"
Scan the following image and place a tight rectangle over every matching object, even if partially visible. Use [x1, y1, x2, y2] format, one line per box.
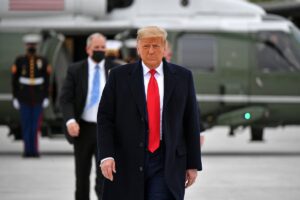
[92, 50, 105, 63]
[27, 47, 36, 54]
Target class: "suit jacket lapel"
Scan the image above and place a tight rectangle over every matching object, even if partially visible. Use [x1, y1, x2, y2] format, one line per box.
[104, 58, 111, 79]
[128, 61, 147, 120]
[81, 60, 88, 103]
[163, 60, 176, 109]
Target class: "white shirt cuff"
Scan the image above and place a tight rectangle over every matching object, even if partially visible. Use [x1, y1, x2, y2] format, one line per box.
[66, 119, 76, 126]
[100, 157, 114, 165]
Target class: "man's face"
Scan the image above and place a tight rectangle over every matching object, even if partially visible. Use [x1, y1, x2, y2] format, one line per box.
[86, 36, 106, 57]
[26, 43, 37, 54]
[137, 37, 166, 68]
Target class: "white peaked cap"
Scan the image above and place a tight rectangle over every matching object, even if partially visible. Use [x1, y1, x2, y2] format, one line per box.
[23, 34, 42, 44]
[106, 40, 123, 50]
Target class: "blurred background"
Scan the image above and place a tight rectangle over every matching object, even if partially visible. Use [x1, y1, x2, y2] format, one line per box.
[0, 0, 300, 199]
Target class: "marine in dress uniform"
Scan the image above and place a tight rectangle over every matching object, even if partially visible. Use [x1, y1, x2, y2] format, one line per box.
[11, 34, 51, 158]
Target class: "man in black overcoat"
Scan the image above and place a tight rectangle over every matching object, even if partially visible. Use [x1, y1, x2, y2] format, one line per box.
[98, 26, 202, 200]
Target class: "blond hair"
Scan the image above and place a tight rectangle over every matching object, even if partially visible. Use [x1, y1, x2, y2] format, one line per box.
[137, 26, 167, 43]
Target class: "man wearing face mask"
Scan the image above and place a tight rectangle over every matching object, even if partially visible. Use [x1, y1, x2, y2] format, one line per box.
[59, 33, 120, 200]
[11, 33, 51, 158]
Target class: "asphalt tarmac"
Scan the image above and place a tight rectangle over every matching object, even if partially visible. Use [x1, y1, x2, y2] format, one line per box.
[0, 125, 300, 200]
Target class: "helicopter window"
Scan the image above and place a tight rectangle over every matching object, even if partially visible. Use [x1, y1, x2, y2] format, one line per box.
[292, 25, 300, 45]
[107, 0, 134, 12]
[177, 34, 216, 72]
[255, 31, 300, 72]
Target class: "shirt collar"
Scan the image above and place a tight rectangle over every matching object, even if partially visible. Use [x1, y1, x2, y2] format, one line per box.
[88, 57, 104, 69]
[142, 61, 163, 76]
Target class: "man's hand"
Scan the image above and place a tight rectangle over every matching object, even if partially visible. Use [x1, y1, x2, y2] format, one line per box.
[100, 159, 116, 181]
[185, 169, 198, 188]
[67, 121, 80, 137]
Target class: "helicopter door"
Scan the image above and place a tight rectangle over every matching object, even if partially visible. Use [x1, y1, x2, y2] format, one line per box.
[176, 33, 220, 122]
[40, 31, 70, 119]
[250, 31, 300, 123]
[217, 33, 250, 105]
[176, 33, 250, 121]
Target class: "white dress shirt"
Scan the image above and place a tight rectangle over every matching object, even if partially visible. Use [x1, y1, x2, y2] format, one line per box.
[66, 57, 106, 126]
[81, 57, 106, 122]
[142, 61, 164, 139]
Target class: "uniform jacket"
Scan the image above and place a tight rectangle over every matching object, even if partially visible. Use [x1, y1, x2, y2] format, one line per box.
[97, 59, 202, 200]
[59, 58, 120, 143]
[11, 54, 50, 105]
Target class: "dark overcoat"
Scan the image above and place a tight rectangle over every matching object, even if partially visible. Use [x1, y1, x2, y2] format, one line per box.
[97, 60, 202, 200]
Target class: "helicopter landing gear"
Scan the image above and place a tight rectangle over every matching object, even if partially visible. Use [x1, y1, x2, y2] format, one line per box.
[250, 126, 264, 141]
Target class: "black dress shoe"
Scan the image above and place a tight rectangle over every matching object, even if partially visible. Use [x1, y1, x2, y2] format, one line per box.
[22, 153, 30, 158]
[31, 153, 40, 158]
[22, 153, 40, 158]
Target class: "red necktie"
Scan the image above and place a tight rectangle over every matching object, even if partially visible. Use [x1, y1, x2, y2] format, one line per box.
[147, 69, 160, 153]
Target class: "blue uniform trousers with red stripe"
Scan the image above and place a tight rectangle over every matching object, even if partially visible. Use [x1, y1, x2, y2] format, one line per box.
[19, 103, 42, 157]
